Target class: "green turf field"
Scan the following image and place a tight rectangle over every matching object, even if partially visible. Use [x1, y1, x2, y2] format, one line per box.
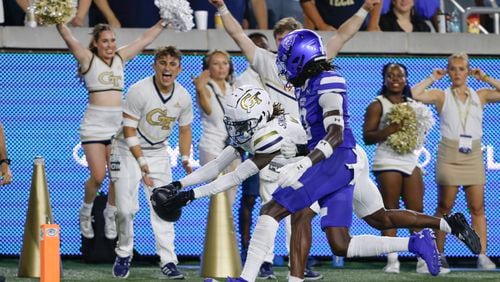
[1, 258, 499, 281]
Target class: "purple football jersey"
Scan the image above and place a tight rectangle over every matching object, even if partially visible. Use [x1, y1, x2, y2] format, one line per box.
[295, 70, 356, 151]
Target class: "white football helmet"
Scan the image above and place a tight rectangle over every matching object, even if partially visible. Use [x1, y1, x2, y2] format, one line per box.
[224, 85, 273, 145]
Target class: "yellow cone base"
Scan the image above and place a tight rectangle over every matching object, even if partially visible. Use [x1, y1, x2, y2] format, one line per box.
[200, 190, 242, 278]
[18, 157, 54, 278]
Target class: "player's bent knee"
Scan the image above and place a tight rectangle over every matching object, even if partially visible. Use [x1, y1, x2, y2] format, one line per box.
[291, 208, 315, 225]
[260, 200, 289, 221]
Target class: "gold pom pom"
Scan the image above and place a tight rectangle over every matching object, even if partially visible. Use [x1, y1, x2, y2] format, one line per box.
[386, 103, 418, 154]
[34, 0, 76, 25]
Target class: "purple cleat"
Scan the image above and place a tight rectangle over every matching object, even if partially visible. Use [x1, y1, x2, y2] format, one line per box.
[409, 229, 441, 276]
[226, 277, 248, 282]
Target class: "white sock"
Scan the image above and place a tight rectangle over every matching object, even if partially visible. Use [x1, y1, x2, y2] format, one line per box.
[193, 183, 215, 199]
[440, 218, 452, 233]
[387, 252, 399, 263]
[80, 202, 93, 216]
[346, 235, 409, 258]
[104, 204, 117, 217]
[240, 215, 279, 282]
[289, 276, 304, 282]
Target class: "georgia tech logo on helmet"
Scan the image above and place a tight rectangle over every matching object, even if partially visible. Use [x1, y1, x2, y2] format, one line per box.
[239, 90, 263, 113]
[147, 109, 176, 130]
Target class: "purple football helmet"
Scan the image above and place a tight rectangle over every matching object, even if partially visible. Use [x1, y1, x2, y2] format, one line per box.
[276, 29, 326, 82]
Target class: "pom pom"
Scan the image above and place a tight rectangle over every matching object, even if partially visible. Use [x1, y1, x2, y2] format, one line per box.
[385, 100, 435, 154]
[155, 0, 194, 32]
[34, 0, 76, 25]
[385, 103, 418, 154]
[410, 100, 435, 148]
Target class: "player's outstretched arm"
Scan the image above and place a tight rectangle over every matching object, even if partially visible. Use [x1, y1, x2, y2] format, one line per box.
[117, 20, 165, 62]
[191, 151, 277, 199]
[326, 0, 380, 59]
[209, 0, 258, 63]
[176, 146, 241, 189]
[56, 23, 93, 67]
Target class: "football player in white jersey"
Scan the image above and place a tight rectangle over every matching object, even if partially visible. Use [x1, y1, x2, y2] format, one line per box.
[110, 46, 193, 279]
[153, 85, 480, 281]
[151, 86, 448, 281]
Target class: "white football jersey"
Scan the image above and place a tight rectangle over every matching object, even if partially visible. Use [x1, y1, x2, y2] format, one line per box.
[117, 77, 193, 155]
[241, 114, 306, 157]
[240, 114, 307, 182]
[252, 48, 299, 118]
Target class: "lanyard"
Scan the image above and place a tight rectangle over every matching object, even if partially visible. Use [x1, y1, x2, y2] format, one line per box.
[451, 88, 472, 134]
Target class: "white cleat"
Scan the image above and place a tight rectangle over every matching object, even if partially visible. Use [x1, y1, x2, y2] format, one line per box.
[478, 254, 496, 270]
[383, 259, 400, 274]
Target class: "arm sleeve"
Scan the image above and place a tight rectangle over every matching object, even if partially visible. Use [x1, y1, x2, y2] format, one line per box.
[180, 146, 241, 187]
[123, 84, 143, 120]
[193, 159, 260, 199]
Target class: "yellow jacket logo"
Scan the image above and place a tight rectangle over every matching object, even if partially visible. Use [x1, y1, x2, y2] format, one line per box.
[146, 109, 176, 130]
[98, 71, 122, 87]
[240, 91, 262, 113]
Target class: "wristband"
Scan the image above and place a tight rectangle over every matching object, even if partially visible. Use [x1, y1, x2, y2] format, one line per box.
[314, 140, 334, 159]
[355, 7, 368, 19]
[218, 4, 229, 16]
[181, 155, 190, 162]
[125, 136, 140, 148]
[429, 74, 437, 82]
[481, 73, 489, 81]
[137, 156, 147, 167]
[0, 159, 11, 165]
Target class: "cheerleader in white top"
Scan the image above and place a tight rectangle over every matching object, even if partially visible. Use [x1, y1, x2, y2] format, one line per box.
[412, 53, 500, 270]
[364, 63, 436, 274]
[56, 19, 168, 240]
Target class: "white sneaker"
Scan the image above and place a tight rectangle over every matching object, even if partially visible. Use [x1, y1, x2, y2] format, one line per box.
[79, 213, 94, 239]
[103, 206, 117, 239]
[478, 254, 496, 270]
[416, 257, 451, 275]
[383, 254, 400, 274]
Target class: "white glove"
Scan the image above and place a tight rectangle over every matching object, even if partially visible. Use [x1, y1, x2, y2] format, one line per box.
[280, 138, 298, 159]
[277, 157, 312, 189]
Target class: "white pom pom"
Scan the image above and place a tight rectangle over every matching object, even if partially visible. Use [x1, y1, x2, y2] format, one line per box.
[155, 0, 194, 32]
[409, 100, 435, 148]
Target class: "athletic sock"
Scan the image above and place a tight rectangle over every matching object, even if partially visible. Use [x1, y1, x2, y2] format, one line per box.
[289, 276, 304, 282]
[347, 235, 409, 258]
[240, 215, 279, 282]
[440, 218, 452, 233]
[80, 202, 93, 216]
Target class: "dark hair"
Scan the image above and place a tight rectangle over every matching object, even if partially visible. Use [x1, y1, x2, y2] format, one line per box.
[154, 46, 182, 63]
[380, 63, 412, 98]
[248, 32, 268, 42]
[88, 24, 114, 54]
[290, 59, 335, 87]
[202, 50, 234, 83]
[271, 102, 285, 118]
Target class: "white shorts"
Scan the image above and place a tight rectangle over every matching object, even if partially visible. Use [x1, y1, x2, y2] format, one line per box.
[352, 145, 385, 219]
[80, 105, 122, 143]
